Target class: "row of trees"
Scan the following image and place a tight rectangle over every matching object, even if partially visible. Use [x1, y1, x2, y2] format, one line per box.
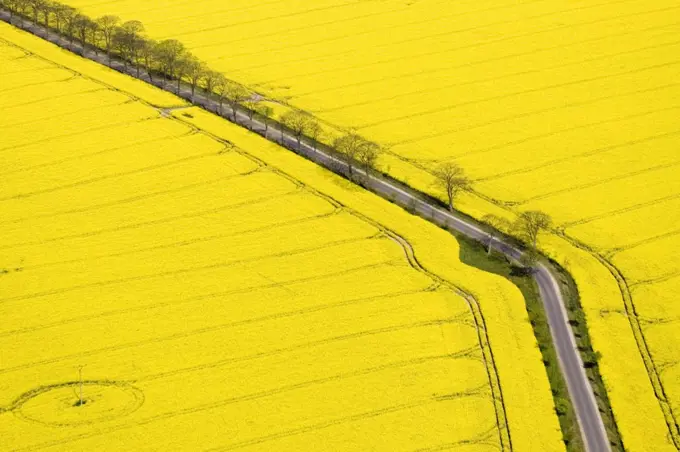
[1, 0, 551, 260]
[1, 0, 387, 177]
[431, 162, 551, 263]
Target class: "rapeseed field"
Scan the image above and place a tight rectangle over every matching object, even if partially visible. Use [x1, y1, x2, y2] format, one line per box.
[51, 0, 680, 448]
[0, 23, 563, 451]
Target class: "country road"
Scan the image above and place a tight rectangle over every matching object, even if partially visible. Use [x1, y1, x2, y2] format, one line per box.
[1, 11, 612, 452]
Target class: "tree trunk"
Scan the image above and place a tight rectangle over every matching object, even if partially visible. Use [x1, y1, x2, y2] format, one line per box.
[177, 77, 181, 94]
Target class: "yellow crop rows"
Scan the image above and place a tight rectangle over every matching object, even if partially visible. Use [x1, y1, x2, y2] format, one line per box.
[0, 23, 563, 450]
[49, 0, 680, 448]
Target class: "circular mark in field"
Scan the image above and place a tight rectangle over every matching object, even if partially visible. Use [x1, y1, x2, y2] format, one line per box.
[14, 381, 144, 427]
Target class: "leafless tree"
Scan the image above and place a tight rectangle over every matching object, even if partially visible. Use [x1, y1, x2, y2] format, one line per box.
[433, 162, 470, 212]
[96, 14, 119, 62]
[513, 210, 552, 250]
[280, 110, 316, 150]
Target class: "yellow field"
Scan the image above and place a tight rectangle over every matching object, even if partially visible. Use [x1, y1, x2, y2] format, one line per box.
[49, 0, 680, 448]
[0, 23, 563, 451]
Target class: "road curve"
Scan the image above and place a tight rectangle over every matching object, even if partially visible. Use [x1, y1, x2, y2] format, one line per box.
[0, 11, 611, 452]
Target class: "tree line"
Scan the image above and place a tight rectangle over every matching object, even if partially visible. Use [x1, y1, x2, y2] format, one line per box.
[1, 0, 551, 260]
[1, 0, 386, 179]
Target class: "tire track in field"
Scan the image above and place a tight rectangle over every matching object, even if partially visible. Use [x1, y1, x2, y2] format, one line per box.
[316, 34, 680, 115]
[0, 234, 382, 305]
[557, 233, 680, 448]
[19, 207, 340, 271]
[0, 317, 470, 380]
[15, 359, 489, 451]
[0, 282, 430, 341]
[225, 0, 639, 65]
[0, 170, 275, 247]
[0, 124, 189, 177]
[0, 115, 159, 153]
[0, 145, 224, 202]
[281, 2, 677, 96]
[358, 57, 680, 130]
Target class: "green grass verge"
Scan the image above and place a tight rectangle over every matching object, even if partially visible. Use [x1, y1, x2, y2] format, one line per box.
[451, 231, 586, 451]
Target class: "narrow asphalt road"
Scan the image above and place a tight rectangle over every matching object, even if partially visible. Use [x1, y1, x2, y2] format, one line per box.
[1, 11, 611, 452]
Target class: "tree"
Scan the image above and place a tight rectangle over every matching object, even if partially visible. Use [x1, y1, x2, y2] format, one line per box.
[153, 39, 185, 88]
[333, 132, 365, 179]
[26, 0, 45, 24]
[182, 55, 207, 100]
[202, 70, 221, 98]
[433, 162, 470, 212]
[73, 14, 94, 49]
[242, 99, 259, 130]
[12, 0, 30, 28]
[481, 214, 512, 255]
[308, 121, 323, 151]
[138, 38, 157, 82]
[254, 104, 274, 136]
[53, 3, 76, 38]
[280, 110, 316, 150]
[96, 14, 120, 62]
[213, 73, 228, 114]
[119, 20, 145, 76]
[513, 210, 552, 249]
[3, 0, 21, 20]
[59, 5, 79, 49]
[357, 140, 381, 178]
[221, 80, 250, 121]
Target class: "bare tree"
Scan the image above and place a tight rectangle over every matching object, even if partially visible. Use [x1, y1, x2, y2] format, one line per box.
[357, 140, 381, 179]
[481, 214, 512, 255]
[280, 110, 316, 150]
[333, 132, 365, 179]
[433, 162, 470, 212]
[96, 14, 119, 62]
[513, 210, 552, 250]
